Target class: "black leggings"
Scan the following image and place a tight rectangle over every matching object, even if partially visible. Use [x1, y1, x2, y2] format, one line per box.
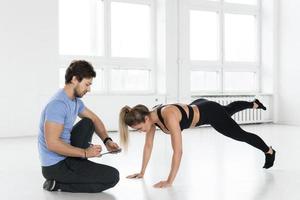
[190, 98, 269, 153]
[42, 118, 119, 193]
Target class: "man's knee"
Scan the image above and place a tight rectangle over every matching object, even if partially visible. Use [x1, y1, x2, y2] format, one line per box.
[80, 118, 95, 131]
[97, 166, 119, 185]
[93, 168, 119, 193]
[81, 117, 94, 125]
[106, 167, 120, 188]
[111, 168, 120, 186]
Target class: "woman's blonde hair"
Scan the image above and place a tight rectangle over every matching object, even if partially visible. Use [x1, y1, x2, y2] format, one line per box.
[119, 104, 150, 149]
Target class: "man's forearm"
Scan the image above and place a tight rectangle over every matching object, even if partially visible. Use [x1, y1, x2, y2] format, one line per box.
[47, 139, 85, 158]
[90, 116, 109, 142]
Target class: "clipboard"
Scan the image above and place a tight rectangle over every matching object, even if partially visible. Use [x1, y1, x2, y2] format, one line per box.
[99, 148, 122, 156]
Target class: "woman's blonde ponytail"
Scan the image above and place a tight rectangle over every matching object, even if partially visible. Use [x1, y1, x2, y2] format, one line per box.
[119, 106, 131, 150]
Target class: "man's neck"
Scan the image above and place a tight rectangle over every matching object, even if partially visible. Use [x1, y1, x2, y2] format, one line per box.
[63, 85, 75, 100]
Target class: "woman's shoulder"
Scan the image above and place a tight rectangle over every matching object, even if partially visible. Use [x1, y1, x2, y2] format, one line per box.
[161, 104, 183, 117]
[152, 103, 163, 110]
[153, 103, 187, 115]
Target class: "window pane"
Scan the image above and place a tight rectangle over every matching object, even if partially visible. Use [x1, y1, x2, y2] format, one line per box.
[224, 72, 256, 91]
[92, 69, 104, 92]
[225, 14, 257, 62]
[59, 0, 101, 55]
[110, 69, 150, 91]
[225, 0, 257, 5]
[111, 2, 150, 58]
[190, 10, 219, 61]
[190, 71, 219, 91]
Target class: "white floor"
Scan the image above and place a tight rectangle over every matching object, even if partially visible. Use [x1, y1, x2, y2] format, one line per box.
[1, 124, 300, 200]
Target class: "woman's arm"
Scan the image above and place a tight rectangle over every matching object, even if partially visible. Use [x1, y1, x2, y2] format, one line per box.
[127, 125, 156, 178]
[166, 120, 183, 183]
[154, 109, 182, 188]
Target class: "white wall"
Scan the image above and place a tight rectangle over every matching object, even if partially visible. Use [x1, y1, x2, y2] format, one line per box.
[277, 0, 300, 125]
[0, 0, 58, 137]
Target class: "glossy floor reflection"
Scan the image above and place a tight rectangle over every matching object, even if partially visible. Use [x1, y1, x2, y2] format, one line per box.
[0, 124, 299, 200]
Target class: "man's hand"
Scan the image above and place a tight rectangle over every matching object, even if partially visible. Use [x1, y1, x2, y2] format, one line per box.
[105, 140, 120, 152]
[85, 145, 102, 158]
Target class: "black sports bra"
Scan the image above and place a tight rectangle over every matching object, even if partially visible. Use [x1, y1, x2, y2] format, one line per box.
[154, 104, 194, 131]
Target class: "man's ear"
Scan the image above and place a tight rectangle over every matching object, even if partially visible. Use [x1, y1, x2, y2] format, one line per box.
[71, 76, 79, 84]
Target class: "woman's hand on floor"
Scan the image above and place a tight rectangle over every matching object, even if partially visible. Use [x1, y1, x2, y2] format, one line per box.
[153, 180, 172, 188]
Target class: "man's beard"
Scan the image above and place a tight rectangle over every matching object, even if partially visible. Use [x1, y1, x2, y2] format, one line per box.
[74, 88, 84, 98]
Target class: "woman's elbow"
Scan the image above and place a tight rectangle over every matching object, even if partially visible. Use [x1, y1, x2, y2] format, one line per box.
[174, 150, 183, 156]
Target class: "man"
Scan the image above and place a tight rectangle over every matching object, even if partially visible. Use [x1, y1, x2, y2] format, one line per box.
[38, 60, 120, 193]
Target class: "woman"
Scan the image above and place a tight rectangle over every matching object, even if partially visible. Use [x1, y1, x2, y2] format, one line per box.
[119, 98, 276, 188]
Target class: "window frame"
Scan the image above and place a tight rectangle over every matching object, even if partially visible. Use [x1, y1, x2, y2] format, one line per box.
[58, 0, 156, 95]
[180, 0, 261, 95]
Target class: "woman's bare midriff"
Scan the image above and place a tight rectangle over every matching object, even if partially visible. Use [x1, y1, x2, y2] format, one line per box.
[190, 105, 200, 128]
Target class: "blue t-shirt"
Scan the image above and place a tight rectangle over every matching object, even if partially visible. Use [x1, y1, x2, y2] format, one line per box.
[38, 89, 85, 166]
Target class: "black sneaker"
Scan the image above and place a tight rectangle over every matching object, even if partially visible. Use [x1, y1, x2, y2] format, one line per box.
[263, 149, 276, 169]
[43, 179, 56, 191]
[254, 99, 267, 110]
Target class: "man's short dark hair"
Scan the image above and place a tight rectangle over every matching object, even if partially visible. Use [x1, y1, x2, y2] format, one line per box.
[65, 60, 96, 84]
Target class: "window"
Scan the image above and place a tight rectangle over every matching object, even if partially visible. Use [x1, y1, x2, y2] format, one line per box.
[92, 69, 105, 92]
[224, 71, 257, 92]
[111, 2, 151, 58]
[59, 0, 100, 56]
[190, 10, 219, 61]
[190, 71, 220, 92]
[225, 0, 257, 5]
[181, 0, 260, 94]
[59, 0, 154, 94]
[224, 14, 257, 62]
[110, 69, 151, 92]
